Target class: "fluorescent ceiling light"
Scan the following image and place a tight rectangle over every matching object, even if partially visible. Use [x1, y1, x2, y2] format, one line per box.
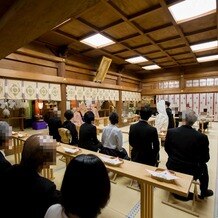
[169, 0, 216, 23]
[125, 56, 148, 64]
[80, 33, 115, 48]
[197, 54, 218, 62]
[142, 64, 161, 70]
[191, 40, 218, 52]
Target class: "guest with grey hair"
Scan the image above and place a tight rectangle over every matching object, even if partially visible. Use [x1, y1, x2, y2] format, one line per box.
[164, 109, 213, 200]
[0, 121, 12, 175]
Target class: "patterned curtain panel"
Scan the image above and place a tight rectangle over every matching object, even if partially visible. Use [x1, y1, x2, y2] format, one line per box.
[104, 89, 110, 100]
[37, 82, 49, 100]
[114, 90, 119, 101]
[0, 79, 5, 99]
[23, 81, 37, 100]
[92, 88, 97, 100]
[50, 84, 61, 101]
[84, 87, 92, 100]
[206, 93, 214, 115]
[7, 79, 22, 99]
[66, 85, 76, 100]
[75, 86, 84, 100]
[214, 93, 218, 121]
[97, 88, 104, 100]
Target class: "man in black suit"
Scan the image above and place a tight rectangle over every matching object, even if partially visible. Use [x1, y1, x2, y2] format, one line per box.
[165, 109, 213, 199]
[129, 107, 160, 166]
[1, 134, 61, 218]
[0, 121, 12, 175]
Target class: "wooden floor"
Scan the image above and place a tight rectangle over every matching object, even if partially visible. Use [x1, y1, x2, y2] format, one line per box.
[7, 122, 217, 218]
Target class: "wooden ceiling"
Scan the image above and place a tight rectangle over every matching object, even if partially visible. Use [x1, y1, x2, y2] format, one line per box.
[0, 0, 217, 74]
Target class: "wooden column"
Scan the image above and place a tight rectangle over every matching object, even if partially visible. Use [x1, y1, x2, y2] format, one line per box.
[58, 60, 66, 122]
[116, 74, 123, 127]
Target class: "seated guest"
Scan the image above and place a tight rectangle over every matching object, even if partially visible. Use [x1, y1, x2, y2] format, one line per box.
[47, 110, 62, 142]
[0, 121, 12, 175]
[165, 109, 213, 199]
[100, 112, 129, 160]
[45, 154, 110, 218]
[165, 101, 175, 129]
[62, 110, 78, 145]
[78, 111, 102, 152]
[129, 107, 160, 166]
[1, 134, 61, 218]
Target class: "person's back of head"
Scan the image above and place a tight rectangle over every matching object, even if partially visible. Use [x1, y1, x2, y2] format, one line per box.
[61, 154, 110, 218]
[0, 121, 11, 149]
[64, 110, 74, 121]
[185, 109, 198, 126]
[165, 101, 170, 108]
[140, 107, 152, 121]
[84, 111, 95, 124]
[20, 134, 56, 172]
[109, 112, 119, 125]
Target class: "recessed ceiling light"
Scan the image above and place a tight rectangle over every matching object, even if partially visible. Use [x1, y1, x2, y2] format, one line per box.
[80, 33, 115, 48]
[169, 0, 216, 23]
[142, 64, 161, 70]
[191, 40, 218, 52]
[197, 54, 218, 62]
[125, 56, 148, 64]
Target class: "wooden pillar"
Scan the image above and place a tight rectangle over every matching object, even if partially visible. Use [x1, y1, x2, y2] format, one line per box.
[58, 60, 66, 122]
[116, 74, 123, 127]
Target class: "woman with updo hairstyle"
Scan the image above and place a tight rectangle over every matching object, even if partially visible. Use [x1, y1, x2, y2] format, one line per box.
[45, 154, 110, 218]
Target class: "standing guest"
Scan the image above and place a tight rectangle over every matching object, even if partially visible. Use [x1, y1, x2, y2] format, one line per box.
[78, 111, 102, 152]
[1, 134, 61, 218]
[0, 121, 12, 175]
[101, 112, 129, 159]
[47, 110, 62, 142]
[62, 110, 78, 145]
[45, 154, 110, 218]
[129, 107, 160, 166]
[165, 109, 213, 199]
[165, 101, 175, 129]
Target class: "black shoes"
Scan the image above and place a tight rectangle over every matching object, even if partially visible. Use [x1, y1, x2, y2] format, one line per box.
[199, 189, 213, 199]
[172, 192, 194, 201]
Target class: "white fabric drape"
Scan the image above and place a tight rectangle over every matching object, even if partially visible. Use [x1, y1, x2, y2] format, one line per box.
[155, 100, 168, 133]
[7, 79, 22, 99]
[0, 79, 5, 99]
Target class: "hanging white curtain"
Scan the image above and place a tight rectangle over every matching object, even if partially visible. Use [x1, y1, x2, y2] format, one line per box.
[23, 81, 37, 100]
[7, 79, 22, 99]
[50, 84, 61, 101]
[0, 79, 5, 99]
[66, 85, 76, 100]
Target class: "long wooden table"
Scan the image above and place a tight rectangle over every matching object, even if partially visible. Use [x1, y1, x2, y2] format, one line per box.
[57, 144, 193, 218]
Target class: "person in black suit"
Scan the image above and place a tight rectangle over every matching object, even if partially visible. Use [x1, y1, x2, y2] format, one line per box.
[78, 111, 102, 152]
[46, 111, 62, 142]
[1, 134, 61, 218]
[165, 109, 213, 199]
[0, 121, 12, 175]
[129, 107, 160, 166]
[62, 110, 78, 145]
[165, 101, 175, 129]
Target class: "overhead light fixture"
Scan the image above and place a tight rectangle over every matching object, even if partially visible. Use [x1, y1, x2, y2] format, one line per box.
[80, 33, 115, 48]
[125, 56, 148, 64]
[142, 64, 161, 70]
[169, 0, 216, 23]
[197, 54, 218, 62]
[191, 40, 218, 52]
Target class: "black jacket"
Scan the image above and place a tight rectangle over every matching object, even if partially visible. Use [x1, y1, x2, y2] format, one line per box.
[165, 125, 210, 178]
[166, 107, 175, 129]
[48, 117, 62, 142]
[78, 123, 101, 152]
[62, 120, 78, 145]
[1, 164, 61, 218]
[0, 152, 11, 175]
[129, 120, 160, 166]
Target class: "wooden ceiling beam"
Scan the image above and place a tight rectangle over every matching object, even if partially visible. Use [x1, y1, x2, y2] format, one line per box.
[0, 0, 100, 60]
[184, 26, 217, 37]
[128, 5, 161, 21]
[101, 0, 179, 66]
